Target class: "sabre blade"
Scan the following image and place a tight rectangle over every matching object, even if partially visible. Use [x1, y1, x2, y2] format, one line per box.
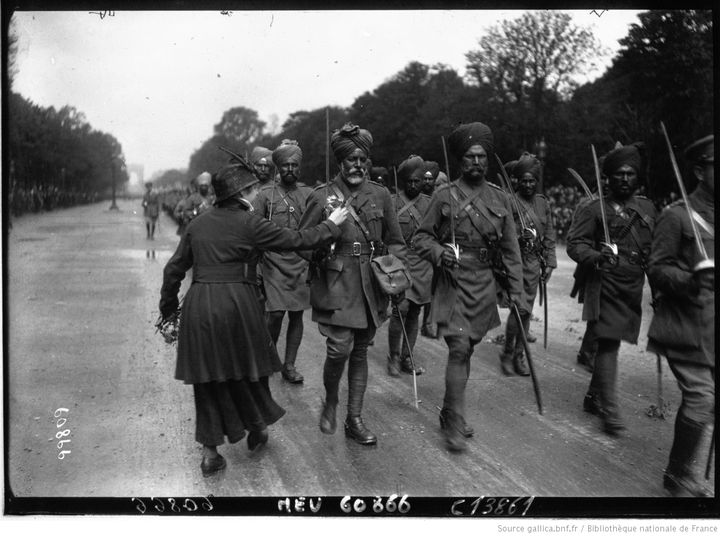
[660, 122, 710, 261]
[591, 145, 613, 248]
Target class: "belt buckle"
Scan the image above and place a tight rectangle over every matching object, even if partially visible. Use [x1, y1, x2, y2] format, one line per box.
[352, 241, 362, 256]
[479, 248, 488, 261]
[629, 251, 640, 265]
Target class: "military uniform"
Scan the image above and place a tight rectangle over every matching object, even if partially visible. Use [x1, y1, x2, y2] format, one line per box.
[499, 192, 557, 374]
[646, 134, 714, 497]
[174, 192, 215, 235]
[252, 182, 313, 311]
[414, 177, 523, 447]
[566, 193, 656, 431]
[300, 170, 406, 444]
[387, 190, 433, 374]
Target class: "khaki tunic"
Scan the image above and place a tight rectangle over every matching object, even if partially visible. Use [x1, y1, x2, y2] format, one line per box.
[414, 178, 523, 340]
[647, 187, 714, 366]
[252, 182, 312, 311]
[395, 192, 433, 305]
[299, 176, 407, 330]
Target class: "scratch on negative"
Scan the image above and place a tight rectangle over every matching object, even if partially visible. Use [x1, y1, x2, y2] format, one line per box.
[270, 14, 274, 28]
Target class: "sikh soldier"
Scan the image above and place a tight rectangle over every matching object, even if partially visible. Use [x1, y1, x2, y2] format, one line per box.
[252, 140, 312, 384]
[387, 155, 433, 377]
[174, 172, 215, 235]
[250, 146, 275, 186]
[142, 181, 161, 240]
[299, 123, 406, 445]
[647, 134, 714, 497]
[420, 160, 441, 339]
[498, 153, 556, 376]
[370, 166, 389, 188]
[566, 142, 656, 436]
[414, 122, 523, 452]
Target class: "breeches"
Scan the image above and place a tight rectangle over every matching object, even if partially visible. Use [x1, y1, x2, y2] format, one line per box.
[667, 360, 715, 424]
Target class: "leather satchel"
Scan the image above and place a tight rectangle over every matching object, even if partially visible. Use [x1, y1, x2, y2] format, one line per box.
[370, 253, 411, 296]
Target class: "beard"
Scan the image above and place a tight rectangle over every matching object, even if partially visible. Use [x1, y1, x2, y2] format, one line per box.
[342, 168, 366, 187]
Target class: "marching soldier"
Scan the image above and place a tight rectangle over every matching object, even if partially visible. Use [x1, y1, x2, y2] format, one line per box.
[420, 160, 441, 339]
[498, 153, 556, 375]
[566, 142, 656, 436]
[250, 146, 275, 186]
[252, 140, 312, 384]
[415, 122, 523, 452]
[647, 134, 714, 497]
[298, 123, 406, 446]
[174, 172, 215, 235]
[387, 155, 433, 377]
[142, 181, 161, 240]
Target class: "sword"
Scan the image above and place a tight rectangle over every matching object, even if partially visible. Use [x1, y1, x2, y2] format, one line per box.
[542, 280, 548, 349]
[660, 122, 713, 270]
[567, 168, 595, 199]
[393, 303, 419, 409]
[511, 299, 544, 415]
[591, 144, 618, 263]
[441, 136, 460, 263]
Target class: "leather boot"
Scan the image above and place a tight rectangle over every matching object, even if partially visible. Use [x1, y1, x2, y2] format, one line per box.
[583, 392, 603, 416]
[663, 414, 711, 497]
[441, 408, 467, 452]
[281, 363, 304, 383]
[439, 407, 474, 438]
[576, 351, 595, 373]
[499, 351, 515, 376]
[319, 357, 345, 434]
[401, 356, 425, 375]
[513, 348, 530, 376]
[345, 357, 377, 445]
[387, 353, 401, 377]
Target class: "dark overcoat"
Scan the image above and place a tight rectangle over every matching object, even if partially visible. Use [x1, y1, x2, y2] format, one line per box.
[160, 205, 341, 384]
[566, 195, 656, 343]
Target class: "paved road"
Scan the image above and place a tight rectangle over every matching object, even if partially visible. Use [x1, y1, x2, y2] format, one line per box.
[6, 200, 714, 507]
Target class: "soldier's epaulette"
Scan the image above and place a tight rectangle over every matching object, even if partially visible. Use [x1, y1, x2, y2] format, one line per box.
[312, 182, 331, 192]
[434, 182, 452, 193]
[487, 181, 503, 191]
[535, 193, 548, 200]
[666, 199, 686, 209]
[419, 192, 431, 200]
[635, 194, 648, 199]
[258, 182, 275, 191]
[366, 180, 387, 192]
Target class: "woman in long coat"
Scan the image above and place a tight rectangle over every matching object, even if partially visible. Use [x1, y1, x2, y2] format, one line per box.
[159, 162, 347, 476]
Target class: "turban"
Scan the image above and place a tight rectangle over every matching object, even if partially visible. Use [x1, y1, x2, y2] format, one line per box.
[503, 160, 518, 178]
[371, 166, 388, 180]
[398, 155, 425, 181]
[424, 161, 440, 180]
[272, 139, 303, 166]
[602, 141, 643, 176]
[447, 122, 494, 160]
[196, 171, 212, 185]
[513, 153, 541, 179]
[331, 123, 373, 162]
[435, 171, 449, 187]
[684, 134, 714, 164]
[250, 146, 273, 165]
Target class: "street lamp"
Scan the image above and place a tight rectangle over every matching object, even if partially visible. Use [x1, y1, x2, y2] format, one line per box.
[534, 137, 548, 193]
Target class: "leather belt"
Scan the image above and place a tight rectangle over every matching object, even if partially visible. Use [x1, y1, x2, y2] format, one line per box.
[334, 241, 375, 256]
[193, 262, 257, 283]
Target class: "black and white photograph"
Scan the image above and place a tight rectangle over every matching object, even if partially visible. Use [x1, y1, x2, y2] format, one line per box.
[3, 3, 716, 524]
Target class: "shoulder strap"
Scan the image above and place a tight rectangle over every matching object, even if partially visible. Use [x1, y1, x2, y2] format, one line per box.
[691, 209, 714, 238]
[332, 184, 371, 243]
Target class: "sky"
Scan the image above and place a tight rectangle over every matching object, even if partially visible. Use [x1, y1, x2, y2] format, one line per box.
[11, 9, 643, 182]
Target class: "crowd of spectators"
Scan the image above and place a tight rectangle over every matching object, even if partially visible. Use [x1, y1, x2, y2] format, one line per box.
[9, 183, 99, 217]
